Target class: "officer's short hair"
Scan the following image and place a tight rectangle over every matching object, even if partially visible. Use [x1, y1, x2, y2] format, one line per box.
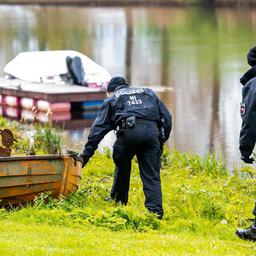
[107, 77, 128, 93]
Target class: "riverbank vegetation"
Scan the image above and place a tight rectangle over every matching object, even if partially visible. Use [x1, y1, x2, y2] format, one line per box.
[0, 117, 256, 254]
[0, 116, 61, 155]
[0, 0, 256, 7]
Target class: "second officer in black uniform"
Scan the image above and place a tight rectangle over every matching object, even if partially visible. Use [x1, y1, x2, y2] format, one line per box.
[236, 46, 256, 241]
[78, 76, 172, 219]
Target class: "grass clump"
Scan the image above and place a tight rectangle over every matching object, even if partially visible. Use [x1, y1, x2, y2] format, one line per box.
[33, 123, 62, 154]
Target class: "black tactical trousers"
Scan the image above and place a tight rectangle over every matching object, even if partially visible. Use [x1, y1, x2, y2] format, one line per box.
[253, 202, 256, 217]
[110, 122, 163, 218]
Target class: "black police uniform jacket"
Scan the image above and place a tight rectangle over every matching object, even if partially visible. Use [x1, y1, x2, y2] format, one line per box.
[82, 85, 172, 161]
[240, 77, 256, 157]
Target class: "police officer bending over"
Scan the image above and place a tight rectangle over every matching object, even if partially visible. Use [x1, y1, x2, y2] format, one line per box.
[77, 76, 172, 219]
[236, 46, 256, 241]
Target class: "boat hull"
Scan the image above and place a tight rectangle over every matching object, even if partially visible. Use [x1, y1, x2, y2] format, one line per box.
[0, 155, 82, 206]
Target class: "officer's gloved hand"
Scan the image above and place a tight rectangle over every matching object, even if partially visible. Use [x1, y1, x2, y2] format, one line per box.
[76, 153, 89, 168]
[240, 146, 254, 164]
[66, 149, 89, 168]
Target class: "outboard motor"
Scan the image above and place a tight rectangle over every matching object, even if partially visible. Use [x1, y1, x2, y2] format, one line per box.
[66, 56, 85, 86]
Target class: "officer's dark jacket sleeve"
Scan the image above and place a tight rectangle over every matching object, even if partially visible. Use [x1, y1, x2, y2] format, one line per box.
[239, 77, 256, 155]
[157, 97, 172, 142]
[82, 98, 114, 159]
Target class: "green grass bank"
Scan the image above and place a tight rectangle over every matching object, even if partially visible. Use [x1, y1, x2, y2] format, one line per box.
[1, 118, 256, 254]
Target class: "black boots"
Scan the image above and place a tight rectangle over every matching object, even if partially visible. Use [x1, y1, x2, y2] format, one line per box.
[236, 202, 256, 241]
[104, 196, 126, 205]
[236, 222, 256, 241]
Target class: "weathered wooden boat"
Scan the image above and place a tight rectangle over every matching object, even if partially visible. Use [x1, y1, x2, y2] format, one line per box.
[0, 154, 82, 206]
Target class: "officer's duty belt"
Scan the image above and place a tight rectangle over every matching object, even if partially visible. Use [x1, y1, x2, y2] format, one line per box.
[135, 118, 158, 126]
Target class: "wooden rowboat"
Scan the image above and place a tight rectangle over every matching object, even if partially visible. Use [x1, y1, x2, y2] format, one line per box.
[0, 155, 82, 206]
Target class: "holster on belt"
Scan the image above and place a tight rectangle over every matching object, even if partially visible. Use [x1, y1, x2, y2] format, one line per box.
[115, 116, 136, 136]
[115, 119, 126, 136]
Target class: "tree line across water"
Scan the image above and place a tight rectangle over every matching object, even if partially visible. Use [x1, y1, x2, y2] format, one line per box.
[0, 0, 255, 7]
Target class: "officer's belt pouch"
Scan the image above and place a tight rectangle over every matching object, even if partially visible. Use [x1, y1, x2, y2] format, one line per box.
[126, 116, 136, 128]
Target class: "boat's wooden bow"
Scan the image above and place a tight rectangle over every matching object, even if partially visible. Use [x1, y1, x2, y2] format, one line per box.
[60, 156, 82, 196]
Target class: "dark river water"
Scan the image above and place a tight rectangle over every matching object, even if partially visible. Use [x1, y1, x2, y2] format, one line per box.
[1, 5, 256, 168]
